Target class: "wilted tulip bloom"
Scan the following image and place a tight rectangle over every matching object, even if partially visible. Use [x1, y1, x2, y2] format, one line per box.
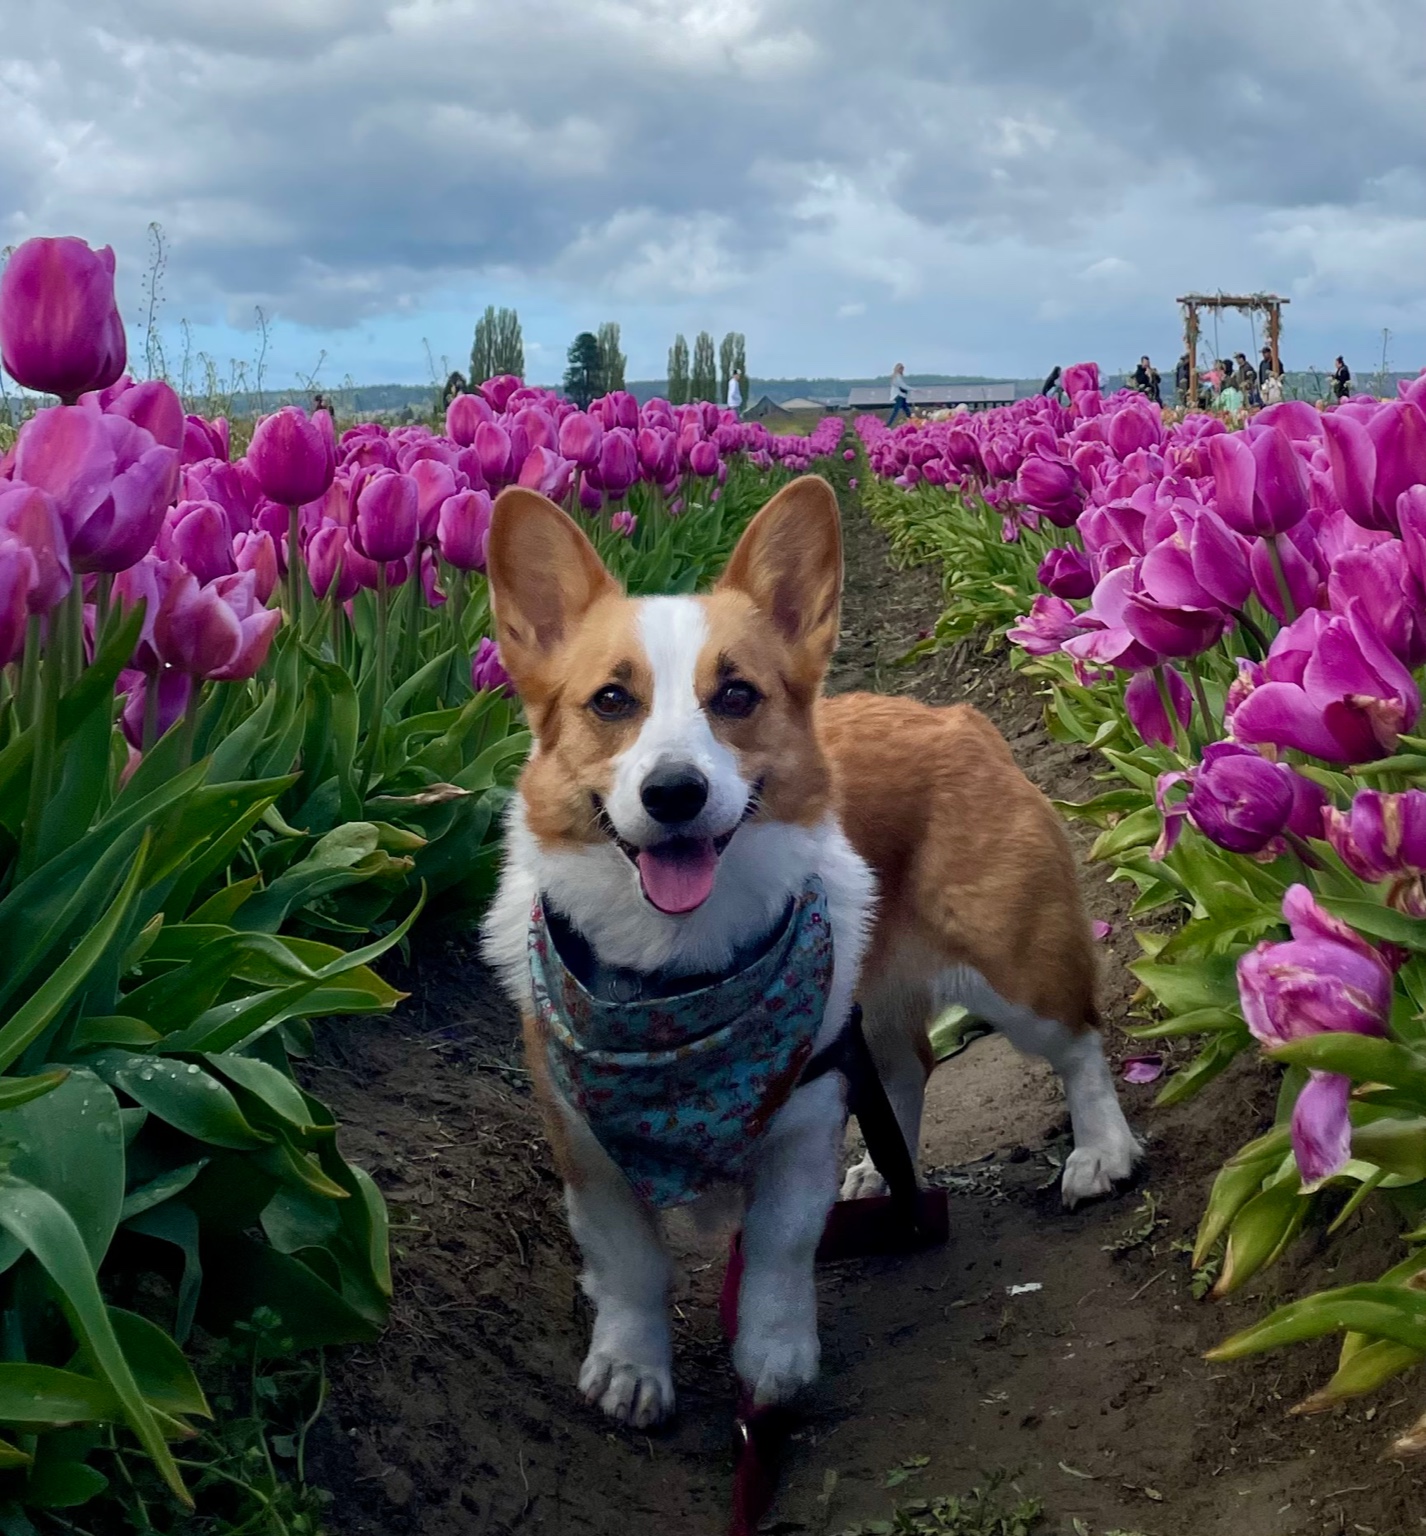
[436, 490, 493, 571]
[611, 509, 637, 538]
[1124, 667, 1190, 749]
[1238, 884, 1393, 1186]
[354, 470, 419, 565]
[1229, 599, 1420, 763]
[558, 411, 603, 470]
[1325, 789, 1426, 916]
[445, 392, 493, 446]
[0, 237, 127, 401]
[1007, 594, 1083, 656]
[247, 406, 336, 507]
[471, 636, 512, 695]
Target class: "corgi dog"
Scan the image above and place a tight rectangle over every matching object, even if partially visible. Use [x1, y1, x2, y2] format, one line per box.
[481, 475, 1140, 1430]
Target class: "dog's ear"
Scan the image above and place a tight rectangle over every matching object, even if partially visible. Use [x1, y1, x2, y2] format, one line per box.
[717, 475, 843, 677]
[488, 488, 619, 695]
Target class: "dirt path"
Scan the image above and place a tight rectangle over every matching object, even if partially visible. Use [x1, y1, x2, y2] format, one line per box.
[307, 486, 1426, 1536]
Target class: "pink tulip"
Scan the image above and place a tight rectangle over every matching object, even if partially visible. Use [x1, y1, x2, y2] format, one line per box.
[169, 500, 236, 586]
[207, 572, 281, 681]
[558, 411, 603, 470]
[181, 414, 230, 465]
[1124, 667, 1190, 748]
[154, 569, 243, 678]
[0, 237, 126, 401]
[689, 439, 720, 479]
[478, 375, 522, 412]
[473, 421, 513, 487]
[1007, 594, 1084, 656]
[247, 406, 336, 507]
[307, 523, 359, 602]
[233, 529, 279, 604]
[353, 470, 419, 565]
[408, 459, 458, 543]
[517, 446, 572, 502]
[14, 406, 116, 540]
[101, 379, 184, 452]
[0, 484, 70, 613]
[445, 392, 493, 446]
[611, 509, 637, 538]
[435, 490, 492, 571]
[597, 429, 639, 498]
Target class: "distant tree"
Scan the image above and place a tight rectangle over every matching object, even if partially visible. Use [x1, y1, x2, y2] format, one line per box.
[493, 308, 524, 378]
[719, 331, 746, 404]
[597, 322, 627, 393]
[564, 332, 604, 408]
[691, 331, 718, 401]
[667, 334, 690, 404]
[441, 369, 468, 408]
[471, 305, 524, 385]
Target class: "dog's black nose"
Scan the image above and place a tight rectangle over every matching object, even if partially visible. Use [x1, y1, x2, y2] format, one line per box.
[640, 765, 709, 825]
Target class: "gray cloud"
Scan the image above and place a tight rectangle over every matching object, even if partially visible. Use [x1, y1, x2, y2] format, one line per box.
[2, 0, 1425, 378]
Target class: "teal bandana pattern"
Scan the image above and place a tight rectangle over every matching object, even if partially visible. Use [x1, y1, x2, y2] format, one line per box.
[531, 878, 835, 1209]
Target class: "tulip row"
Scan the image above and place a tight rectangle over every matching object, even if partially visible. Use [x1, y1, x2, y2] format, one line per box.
[857, 367, 1426, 1449]
[0, 235, 845, 1519]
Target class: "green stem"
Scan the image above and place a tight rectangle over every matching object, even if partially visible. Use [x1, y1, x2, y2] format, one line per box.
[286, 503, 301, 622]
[177, 679, 202, 769]
[18, 609, 64, 878]
[1187, 657, 1218, 742]
[1153, 664, 1192, 760]
[141, 670, 161, 754]
[360, 565, 390, 797]
[1266, 536, 1299, 624]
[17, 615, 40, 731]
[94, 572, 113, 648]
[1230, 606, 1270, 658]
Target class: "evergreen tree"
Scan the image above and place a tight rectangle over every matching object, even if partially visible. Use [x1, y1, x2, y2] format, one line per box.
[563, 332, 604, 409]
[691, 331, 718, 401]
[667, 334, 690, 405]
[597, 322, 627, 393]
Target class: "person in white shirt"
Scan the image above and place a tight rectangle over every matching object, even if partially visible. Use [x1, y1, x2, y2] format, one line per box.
[727, 370, 743, 415]
[887, 363, 911, 425]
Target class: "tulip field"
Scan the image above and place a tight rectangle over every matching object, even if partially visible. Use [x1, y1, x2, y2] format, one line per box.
[859, 363, 1426, 1460]
[0, 236, 845, 1527]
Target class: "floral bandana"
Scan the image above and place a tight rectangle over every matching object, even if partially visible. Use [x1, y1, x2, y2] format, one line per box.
[530, 878, 835, 1208]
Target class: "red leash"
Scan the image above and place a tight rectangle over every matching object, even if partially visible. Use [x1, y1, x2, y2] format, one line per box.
[720, 1008, 950, 1534]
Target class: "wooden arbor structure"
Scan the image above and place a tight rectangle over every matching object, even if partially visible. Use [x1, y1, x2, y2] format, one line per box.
[1177, 292, 1288, 402]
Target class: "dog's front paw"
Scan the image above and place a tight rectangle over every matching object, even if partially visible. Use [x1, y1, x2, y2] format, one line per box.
[579, 1348, 674, 1428]
[734, 1323, 820, 1408]
[1061, 1132, 1142, 1209]
[839, 1155, 888, 1200]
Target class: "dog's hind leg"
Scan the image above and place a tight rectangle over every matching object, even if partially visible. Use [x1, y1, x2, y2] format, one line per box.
[939, 966, 1141, 1208]
[839, 974, 935, 1200]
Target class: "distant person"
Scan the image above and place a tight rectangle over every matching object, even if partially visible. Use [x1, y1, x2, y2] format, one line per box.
[1133, 355, 1162, 405]
[1040, 364, 1063, 399]
[887, 363, 912, 425]
[1333, 356, 1352, 400]
[1174, 353, 1191, 406]
[726, 369, 743, 415]
[1258, 345, 1280, 385]
[1233, 352, 1259, 404]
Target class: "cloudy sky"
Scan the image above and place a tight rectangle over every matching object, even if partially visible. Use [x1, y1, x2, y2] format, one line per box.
[5, 0, 1426, 389]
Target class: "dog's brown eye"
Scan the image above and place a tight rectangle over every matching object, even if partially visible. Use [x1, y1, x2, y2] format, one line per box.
[589, 684, 639, 721]
[710, 681, 762, 719]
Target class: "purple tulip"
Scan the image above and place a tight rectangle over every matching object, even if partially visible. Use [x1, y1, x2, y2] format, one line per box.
[408, 459, 458, 543]
[14, 405, 116, 539]
[1016, 452, 1082, 525]
[154, 568, 243, 678]
[206, 571, 282, 681]
[478, 374, 522, 412]
[473, 421, 513, 487]
[1248, 528, 1319, 622]
[420, 547, 446, 608]
[597, 429, 639, 498]
[637, 427, 677, 483]
[517, 446, 573, 502]
[1229, 600, 1420, 763]
[1062, 362, 1099, 398]
[1038, 546, 1094, 599]
[1189, 508, 1253, 610]
[1007, 594, 1084, 656]
[1368, 401, 1426, 533]
[247, 407, 336, 507]
[558, 411, 604, 470]
[170, 500, 236, 586]
[233, 529, 279, 604]
[181, 414, 229, 465]
[1238, 884, 1393, 1186]
[578, 478, 604, 512]
[689, 438, 720, 479]
[354, 470, 419, 564]
[445, 392, 493, 446]
[0, 237, 127, 401]
[1328, 542, 1419, 665]
[0, 538, 37, 666]
[307, 523, 358, 602]
[1124, 667, 1191, 748]
[1322, 411, 1381, 530]
[0, 484, 70, 614]
[1120, 587, 1225, 660]
[435, 489, 493, 571]
[471, 636, 512, 695]
[1184, 744, 1295, 854]
[119, 665, 191, 752]
[1324, 789, 1426, 916]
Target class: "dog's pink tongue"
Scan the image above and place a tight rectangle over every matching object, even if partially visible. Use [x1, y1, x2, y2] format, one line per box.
[637, 839, 719, 914]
